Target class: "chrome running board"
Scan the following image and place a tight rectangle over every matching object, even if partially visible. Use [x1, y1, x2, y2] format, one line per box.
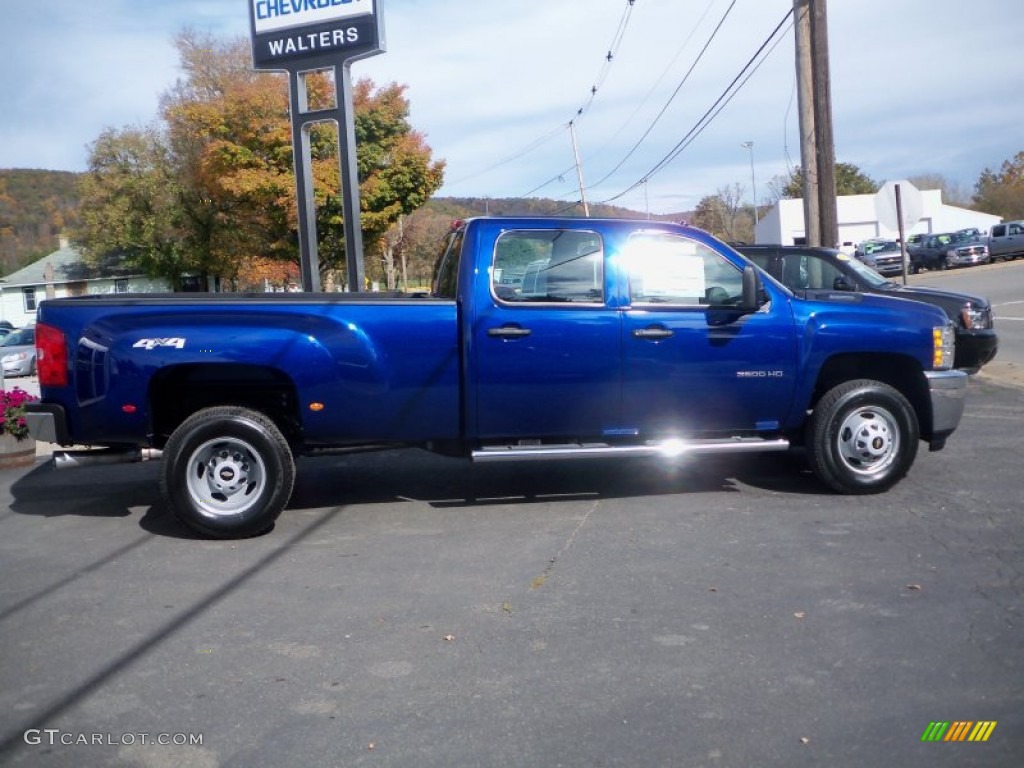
[471, 437, 789, 463]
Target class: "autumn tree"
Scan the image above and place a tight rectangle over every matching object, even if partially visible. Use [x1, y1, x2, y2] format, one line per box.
[691, 184, 750, 242]
[75, 126, 202, 288]
[777, 162, 880, 199]
[973, 151, 1024, 220]
[75, 30, 444, 290]
[379, 208, 461, 290]
[0, 179, 15, 273]
[0, 170, 80, 275]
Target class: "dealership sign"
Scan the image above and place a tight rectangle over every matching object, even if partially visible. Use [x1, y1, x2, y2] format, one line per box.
[249, 0, 382, 69]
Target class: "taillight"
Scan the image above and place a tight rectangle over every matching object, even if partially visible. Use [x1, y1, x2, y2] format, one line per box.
[35, 322, 68, 387]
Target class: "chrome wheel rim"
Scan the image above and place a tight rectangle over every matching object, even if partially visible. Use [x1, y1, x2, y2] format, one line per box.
[185, 437, 267, 518]
[835, 406, 899, 477]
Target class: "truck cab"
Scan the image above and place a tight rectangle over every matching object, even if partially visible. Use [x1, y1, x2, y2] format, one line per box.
[989, 221, 1024, 261]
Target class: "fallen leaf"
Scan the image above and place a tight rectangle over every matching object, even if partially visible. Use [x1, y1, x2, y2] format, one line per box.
[708, 587, 718, 592]
[905, 584, 922, 591]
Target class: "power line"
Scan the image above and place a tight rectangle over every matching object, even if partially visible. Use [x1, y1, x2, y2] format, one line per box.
[571, 0, 637, 120]
[587, 0, 738, 190]
[581, 0, 720, 161]
[601, 8, 795, 205]
[457, 0, 640, 199]
[515, 163, 578, 199]
[444, 124, 566, 189]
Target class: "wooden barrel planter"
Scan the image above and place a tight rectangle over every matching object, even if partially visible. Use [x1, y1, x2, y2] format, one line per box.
[0, 434, 36, 469]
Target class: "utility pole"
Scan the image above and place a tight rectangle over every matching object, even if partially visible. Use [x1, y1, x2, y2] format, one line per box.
[793, 0, 820, 246]
[569, 120, 590, 217]
[741, 141, 758, 231]
[809, 0, 838, 247]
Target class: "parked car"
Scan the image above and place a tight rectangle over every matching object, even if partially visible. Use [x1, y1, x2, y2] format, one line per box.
[907, 232, 954, 272]
[943, 231, 990, 268]
[988, 220, 1024, 261]
[0, 327, 37, 377]
[854, 239, 905, 276]
[909, 232, 990, 271]
[735, 244, 998, 374]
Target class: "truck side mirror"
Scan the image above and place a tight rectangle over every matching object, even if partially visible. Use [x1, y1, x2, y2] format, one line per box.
[741, 265, 762, 312]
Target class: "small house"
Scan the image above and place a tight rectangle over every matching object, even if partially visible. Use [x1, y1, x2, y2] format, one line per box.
[0, 239, 170, 327]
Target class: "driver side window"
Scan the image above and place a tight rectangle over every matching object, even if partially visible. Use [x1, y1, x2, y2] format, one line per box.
[624, 232, 742, 307]
[792, 253, 844, 290]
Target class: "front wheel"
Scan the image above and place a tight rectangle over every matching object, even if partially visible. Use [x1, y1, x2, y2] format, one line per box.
[161, 407, 295, 538]
[807, 380, 919, 494]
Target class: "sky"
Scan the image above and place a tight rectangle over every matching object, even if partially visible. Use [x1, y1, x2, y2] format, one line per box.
[1, 0, 1021, 215]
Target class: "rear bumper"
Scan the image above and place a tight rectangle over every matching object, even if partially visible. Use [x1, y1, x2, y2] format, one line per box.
[924, 369, 968, 450]
[24, 403, 72, 446]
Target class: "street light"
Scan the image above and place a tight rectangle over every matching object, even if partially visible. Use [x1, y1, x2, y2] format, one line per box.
[741, 141, 758, 230]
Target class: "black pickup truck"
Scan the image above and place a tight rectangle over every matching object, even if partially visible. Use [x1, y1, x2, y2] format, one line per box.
[735, 244, 998, 374]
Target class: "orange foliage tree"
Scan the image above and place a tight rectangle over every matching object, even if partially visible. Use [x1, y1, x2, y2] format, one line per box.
[77, 30, 445, 290]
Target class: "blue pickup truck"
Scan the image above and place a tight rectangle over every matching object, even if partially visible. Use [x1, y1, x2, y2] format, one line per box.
[26, 217, 968, 538]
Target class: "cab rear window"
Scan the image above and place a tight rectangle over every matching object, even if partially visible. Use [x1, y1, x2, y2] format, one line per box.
[491, 230, 604, 304]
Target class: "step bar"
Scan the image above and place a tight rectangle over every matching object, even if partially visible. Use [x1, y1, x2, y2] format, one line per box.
[471, 437, 790, 463]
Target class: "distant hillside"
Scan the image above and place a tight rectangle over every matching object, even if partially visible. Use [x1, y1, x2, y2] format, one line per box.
[0, 170, 696, 280]
[0, 168, 81, 276]
[426, 196, 640, 219]
[419, 196, 692, 224]
[426, 196, 693, 222]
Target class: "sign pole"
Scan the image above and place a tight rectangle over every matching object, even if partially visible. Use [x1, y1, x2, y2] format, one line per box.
[337, 64, 366, 291]
[895, 183, 908, 285]
[249, 0, 385, 293]
[289, 71, 322, 292]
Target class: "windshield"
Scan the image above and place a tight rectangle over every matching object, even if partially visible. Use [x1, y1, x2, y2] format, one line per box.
[0, 329, 33, 347]
[950, 231, 981, 244]
[867, 241, 900, 254]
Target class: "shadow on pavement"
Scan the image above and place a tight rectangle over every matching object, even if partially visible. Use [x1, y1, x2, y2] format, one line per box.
[7, 445, 827, 538]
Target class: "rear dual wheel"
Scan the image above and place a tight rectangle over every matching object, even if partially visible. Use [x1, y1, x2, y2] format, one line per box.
[161, 407, 295, 538]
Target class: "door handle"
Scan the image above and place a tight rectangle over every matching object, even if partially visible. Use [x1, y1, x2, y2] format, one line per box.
[488, 326, 532, 338]
[633, 326, 674, 340]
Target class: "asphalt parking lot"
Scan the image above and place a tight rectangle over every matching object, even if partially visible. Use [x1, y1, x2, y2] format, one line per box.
[0, 373, 1021, 767]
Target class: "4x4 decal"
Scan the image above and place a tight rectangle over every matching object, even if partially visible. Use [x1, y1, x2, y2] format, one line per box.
[133, 338, 186, 350]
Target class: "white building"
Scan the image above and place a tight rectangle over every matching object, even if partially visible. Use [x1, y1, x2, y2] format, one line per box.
[0, 240, 169, 328]
[755, 189, 1002, 248]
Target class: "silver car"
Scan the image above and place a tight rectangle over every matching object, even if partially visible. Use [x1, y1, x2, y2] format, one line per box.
[855, 239, 905, 276]
[0, 328, 36, 377]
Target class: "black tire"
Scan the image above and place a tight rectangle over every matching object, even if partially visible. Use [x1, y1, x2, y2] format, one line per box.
[161, 406, 295, 538]
[807, 379, 919, 494]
